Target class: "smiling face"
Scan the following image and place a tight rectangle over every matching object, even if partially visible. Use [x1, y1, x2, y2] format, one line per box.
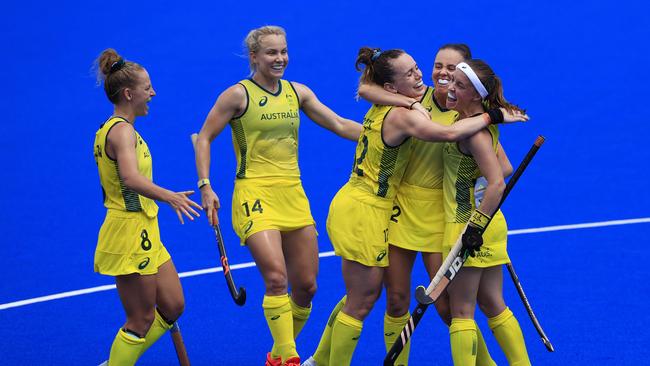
[250, 34, 289, 80]
[385, 53, 425, 99]
[432, 48, 465, 96]
[127, 69, 155, 117]
[446, 69, 482, 113]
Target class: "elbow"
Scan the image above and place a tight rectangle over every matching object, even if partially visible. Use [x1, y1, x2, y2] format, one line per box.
[492, 178, 506, 196]
[121, 174, 139, 191]
[439, 129, 459, 142]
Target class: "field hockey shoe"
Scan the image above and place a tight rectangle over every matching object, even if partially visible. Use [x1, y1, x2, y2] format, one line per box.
[284, 356, 301, 366]
[266, 352, 283, 366]
[301, 356, 317, 366]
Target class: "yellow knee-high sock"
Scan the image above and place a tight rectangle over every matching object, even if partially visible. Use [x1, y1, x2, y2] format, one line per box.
[289, 296, 312, 339]
[139, 309, 174, 356]
[264, 294, 298, 361]
[108, 328, 145, 366]
[475, 322, 497, 366]
[329, 311, 363, 366]
[488, 308, 531, 366]
[313, 295, 346, 366]
[383, 312, 411, 366]
[449, 318, 477, 366]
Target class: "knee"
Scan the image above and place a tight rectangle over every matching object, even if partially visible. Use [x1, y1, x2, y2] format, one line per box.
[477, 297, 505, 318]
[127, 309, 156, 335]
[350, 293, 381, 320]
[451, 303, 475, 319]
[162, 299, 185, 322]
[297, 279, 317, 300]
[386, 290, 410, 317]
[265, 271, 288, 294]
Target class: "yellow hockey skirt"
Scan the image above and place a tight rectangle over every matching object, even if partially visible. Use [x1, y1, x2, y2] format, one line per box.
[443, 210, 510, 268]
[326, 181, 394, 267]
[388, 183, 445, 253]
[95, 209, 171, 276]
[232, 177, 315, 244]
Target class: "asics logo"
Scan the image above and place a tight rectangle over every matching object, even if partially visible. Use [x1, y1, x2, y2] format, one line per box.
[376, 250, 387, 262]
[259, 96, 268, 106]
[138, 257, 150, 270]
[244, 221, 253, 234]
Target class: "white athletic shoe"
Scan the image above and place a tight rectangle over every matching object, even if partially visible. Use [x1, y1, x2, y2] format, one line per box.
[97, 362, 108, 366]
[301, 356, 317, 366]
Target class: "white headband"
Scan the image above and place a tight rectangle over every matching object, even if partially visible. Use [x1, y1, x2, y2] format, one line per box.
[457, 62, 488, 99]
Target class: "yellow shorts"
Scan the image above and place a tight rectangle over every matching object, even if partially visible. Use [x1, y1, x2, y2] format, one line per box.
[232, 177, 315, 244]
[94, 210, 171, 276]
[326, 181, 393, 267]
[388, 183, 445, 253]
[443, 210, 509, 268]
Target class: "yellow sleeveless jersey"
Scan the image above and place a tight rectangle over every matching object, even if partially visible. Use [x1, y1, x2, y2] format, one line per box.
[349, 104, 412, 199]
[443, 125, 499, 223]
[402, 87, 458, 189]
[93, 117, 159, 218]
[230, 78, 301, 179]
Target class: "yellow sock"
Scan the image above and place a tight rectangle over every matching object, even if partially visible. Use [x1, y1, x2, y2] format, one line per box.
[313, 295, 346, 366]
[289, 296, 312, 339]
[329, 311, 363, 366]
[139, 309, 174, 356]
[383, 312, 411, 366]
[449, 318, 477, 366]
[475, 322, 496, 366]
[488, 308, 531, 366]
[108, 328, 145, 366]
[264, 294, 298, 361]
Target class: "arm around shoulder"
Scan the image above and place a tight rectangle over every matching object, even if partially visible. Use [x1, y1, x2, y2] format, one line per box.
[394, 108, 488, 142]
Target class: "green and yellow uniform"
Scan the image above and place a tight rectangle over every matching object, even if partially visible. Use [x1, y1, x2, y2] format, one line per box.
[326, 104, 413, 267]
[442, 125, 509, 267]
[443, 125, 530, 365]
[229, 79, 315, 243]
[388, 87, 457, 253]
[93, 116, 170, 276]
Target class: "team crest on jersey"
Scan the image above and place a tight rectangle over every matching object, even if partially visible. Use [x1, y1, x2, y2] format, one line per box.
[259, 96, 268, 106]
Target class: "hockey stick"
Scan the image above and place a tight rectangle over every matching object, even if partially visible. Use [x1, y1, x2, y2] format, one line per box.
[506, 262, 554, 352]
[191, 133, 247, 306]
[170, 322, 191, 366]
[384, 135, 545, 365]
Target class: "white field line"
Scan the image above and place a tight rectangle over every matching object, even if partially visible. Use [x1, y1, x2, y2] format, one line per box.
[2, 217, 648, 311]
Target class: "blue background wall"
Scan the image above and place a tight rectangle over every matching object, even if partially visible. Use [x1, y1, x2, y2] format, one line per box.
[1, 0, 649, 364]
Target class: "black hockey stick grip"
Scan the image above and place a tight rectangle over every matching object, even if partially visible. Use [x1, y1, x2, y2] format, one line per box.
[191, 133, 246, 306]
[214, 224, 246, 306]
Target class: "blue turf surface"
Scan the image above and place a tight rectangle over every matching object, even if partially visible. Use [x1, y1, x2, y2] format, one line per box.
[2, 0, 650, 364]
